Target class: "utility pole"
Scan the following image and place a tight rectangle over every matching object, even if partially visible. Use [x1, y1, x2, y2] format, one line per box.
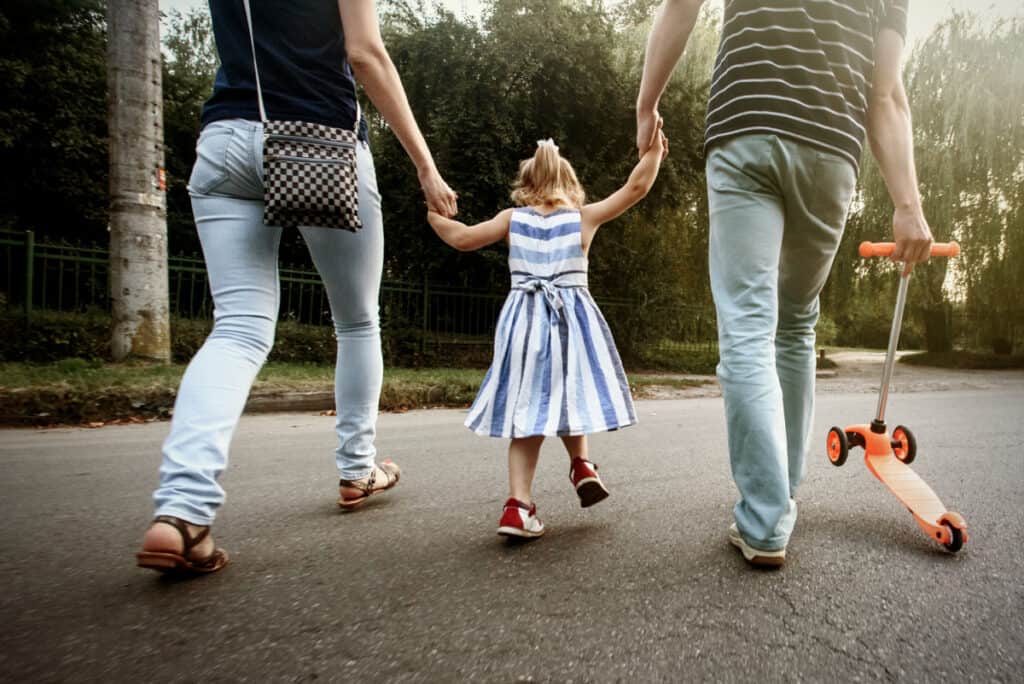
[106, 0, 171, 362]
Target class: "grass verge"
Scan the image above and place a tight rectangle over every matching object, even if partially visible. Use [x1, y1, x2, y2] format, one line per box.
[0, 361, 712, 426]
[900, 351, 1024, 370]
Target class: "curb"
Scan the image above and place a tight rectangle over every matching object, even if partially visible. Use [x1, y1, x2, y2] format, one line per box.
[244, 390, 335, 414]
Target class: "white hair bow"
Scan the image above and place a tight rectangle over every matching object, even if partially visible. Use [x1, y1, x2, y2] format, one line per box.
[536, 138, 558, 151]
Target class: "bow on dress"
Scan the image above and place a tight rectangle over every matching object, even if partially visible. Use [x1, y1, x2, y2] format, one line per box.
[513, 277, 567, 318]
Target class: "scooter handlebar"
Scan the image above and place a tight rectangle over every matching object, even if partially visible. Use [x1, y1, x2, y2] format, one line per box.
[858, 241, 960, 258]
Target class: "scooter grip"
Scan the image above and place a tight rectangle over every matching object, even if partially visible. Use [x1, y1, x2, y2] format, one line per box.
[858, 241, 960, 258]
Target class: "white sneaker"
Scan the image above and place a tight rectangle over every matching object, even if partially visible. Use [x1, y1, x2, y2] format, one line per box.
[729, 523, 785, 567]
[497, 498, 545, 539]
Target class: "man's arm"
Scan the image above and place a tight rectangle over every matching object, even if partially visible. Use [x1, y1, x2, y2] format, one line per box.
[867, 28, 933, 274]
[339, 0, 457, 217]
[636, 0, 705, 155]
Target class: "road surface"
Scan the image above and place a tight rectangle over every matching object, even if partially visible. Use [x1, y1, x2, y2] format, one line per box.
[1, 388, 1021, 681]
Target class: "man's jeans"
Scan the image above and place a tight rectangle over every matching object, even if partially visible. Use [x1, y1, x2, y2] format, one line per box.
[707, 134, 856, 551]
[154, 119, 384, 525]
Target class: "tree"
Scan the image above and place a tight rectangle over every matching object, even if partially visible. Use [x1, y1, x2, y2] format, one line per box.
[822, 13, 1024, 350]
[106, 0, 170, 361]
[161, 8, 218, 256]
[0, 0, 108, 241]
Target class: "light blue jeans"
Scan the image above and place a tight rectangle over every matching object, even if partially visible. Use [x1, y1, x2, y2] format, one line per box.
[707, 134, 856, 551]
[154, 119, 384, 525]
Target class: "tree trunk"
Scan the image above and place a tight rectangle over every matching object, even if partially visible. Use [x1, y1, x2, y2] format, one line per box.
[107, 0, 170, 362]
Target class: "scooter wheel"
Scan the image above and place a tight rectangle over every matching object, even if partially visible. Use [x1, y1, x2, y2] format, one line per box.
[892, 425, 916, 464]
[942, 522, 964, 553]
[827, 426, 848, 466]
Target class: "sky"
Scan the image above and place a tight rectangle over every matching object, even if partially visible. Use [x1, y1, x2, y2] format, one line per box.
[159, 0, 1022, 47]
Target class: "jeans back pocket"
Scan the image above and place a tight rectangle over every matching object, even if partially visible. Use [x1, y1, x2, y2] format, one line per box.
[187, 125, 234, 196]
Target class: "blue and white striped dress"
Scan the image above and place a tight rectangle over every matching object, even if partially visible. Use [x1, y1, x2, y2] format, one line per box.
[465, 207, 636, 438]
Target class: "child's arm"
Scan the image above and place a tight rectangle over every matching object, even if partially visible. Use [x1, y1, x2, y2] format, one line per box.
[580, 128, 667, 241]
[427, 208, 514, 252]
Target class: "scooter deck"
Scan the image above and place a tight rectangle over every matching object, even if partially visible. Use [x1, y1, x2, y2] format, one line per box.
[864, 450, 946, 525]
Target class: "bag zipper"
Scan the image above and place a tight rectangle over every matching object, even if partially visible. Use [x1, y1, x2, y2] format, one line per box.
[266, 154, 354, 165]
[265, 134, 355, 150]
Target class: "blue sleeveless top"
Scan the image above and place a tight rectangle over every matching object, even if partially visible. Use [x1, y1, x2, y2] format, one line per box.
[201, 0, 367, 140]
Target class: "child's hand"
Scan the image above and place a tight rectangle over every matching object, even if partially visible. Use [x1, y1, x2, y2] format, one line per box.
[647, 128, 668, 163]
[427, 210, 443, 227]
[657, 130, 669, 161]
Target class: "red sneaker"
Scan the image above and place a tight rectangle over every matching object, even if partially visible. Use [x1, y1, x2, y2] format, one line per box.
[497, 498, 545, 538]
[570, 458, 610, 508]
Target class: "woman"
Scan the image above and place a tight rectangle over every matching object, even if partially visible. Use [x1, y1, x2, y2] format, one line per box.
[136, 0, 457, 574]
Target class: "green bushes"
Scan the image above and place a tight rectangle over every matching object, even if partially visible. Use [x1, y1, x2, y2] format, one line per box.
[0, 311, 111, 362]
[0, 311, 497, 367]
[630, 345, 719, 375]
[0, 312, 334, 364]
[901, 351, 1024, 370]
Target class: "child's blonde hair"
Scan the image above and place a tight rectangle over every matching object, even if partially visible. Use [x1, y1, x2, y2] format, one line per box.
[510, 140, 585, 209]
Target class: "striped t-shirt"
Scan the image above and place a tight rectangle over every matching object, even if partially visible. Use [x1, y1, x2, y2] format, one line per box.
[705, 0, 908, 170]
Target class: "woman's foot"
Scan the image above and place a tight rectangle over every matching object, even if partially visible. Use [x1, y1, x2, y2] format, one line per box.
[136, 516, 229, 575]
[497, 498, 545, 538]
[570, 457, 609, 508]
[338, 460, 401, 510]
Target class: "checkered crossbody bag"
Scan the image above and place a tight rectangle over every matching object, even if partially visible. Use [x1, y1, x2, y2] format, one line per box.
[242, 0, 362, 232]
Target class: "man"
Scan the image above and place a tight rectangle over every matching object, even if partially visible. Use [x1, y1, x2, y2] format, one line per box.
[636, 0, 933, 567]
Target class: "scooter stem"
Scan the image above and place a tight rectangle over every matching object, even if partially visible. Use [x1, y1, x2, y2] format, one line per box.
[875, 272, 911, 424]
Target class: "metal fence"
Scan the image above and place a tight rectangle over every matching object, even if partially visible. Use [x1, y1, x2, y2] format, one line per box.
[0, 229, 718, 354]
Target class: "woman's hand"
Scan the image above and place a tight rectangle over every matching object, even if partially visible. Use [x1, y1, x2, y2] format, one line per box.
[341, 1, 455, 216]
[636, 107, 663, 158]
[419, 167, 458, 218]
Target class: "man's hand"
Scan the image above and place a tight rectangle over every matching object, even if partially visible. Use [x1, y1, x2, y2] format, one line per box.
[419, 167, 458, 218]
[636, 107, 663, 158]
[635, 0, 703, 156]
[891, 205, 933, 275]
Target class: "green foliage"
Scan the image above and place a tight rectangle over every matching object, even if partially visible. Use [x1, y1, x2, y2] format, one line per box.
[2, 1, 1020, 356]
[901, 351, 1024, 370]
[824, 13, 1024, 345]
[0, 310, 111, 362]
[815, 314, 838, 347]
[372, 0, 716, 310]
[631, 345, 719, 375]
[162, 8, 219, 256]
[0, 0, 108, 239]
[0, 311, 492, 367]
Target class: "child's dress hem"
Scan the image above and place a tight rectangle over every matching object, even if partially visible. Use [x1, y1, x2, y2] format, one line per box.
[464, 418, 638, 440]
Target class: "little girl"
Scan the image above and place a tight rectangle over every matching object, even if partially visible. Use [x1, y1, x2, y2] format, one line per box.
[427, 129, 667, 538]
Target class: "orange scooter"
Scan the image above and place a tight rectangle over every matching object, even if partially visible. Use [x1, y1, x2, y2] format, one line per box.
[826, 241, 967, 552]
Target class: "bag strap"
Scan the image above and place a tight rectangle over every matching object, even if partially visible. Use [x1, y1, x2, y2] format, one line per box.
[241, 0, 361, 132]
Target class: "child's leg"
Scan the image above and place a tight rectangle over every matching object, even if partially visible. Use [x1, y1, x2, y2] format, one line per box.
[560, 435, 588, 461]
[562, 435, 610, 507]
[508, 436, 545, 503]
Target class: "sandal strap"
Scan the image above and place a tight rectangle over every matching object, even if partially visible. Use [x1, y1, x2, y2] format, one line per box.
[339, 467, 378, 495]
[378, 462, 398, 487]
[152, 515, 208, 555]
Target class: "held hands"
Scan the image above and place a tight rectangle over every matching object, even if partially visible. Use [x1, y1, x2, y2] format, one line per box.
[419, 166, 458, 218]
[636, 106, 664, 158]
[891, 205, 933, 276]
[651, 128, 669, 162]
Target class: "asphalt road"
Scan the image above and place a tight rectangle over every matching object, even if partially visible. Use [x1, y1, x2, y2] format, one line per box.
[1, 388, 1022, 682]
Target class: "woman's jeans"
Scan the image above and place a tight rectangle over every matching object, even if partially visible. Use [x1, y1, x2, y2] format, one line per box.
[706, 134, 856, 551]
[153, 119, 384, 525]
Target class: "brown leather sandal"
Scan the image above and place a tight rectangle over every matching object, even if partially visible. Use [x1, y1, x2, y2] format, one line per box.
[337, 460, 401, 510]
[136, 515, 229, 575]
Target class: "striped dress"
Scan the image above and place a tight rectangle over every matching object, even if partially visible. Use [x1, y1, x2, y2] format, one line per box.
[465, 207, 636, 439]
